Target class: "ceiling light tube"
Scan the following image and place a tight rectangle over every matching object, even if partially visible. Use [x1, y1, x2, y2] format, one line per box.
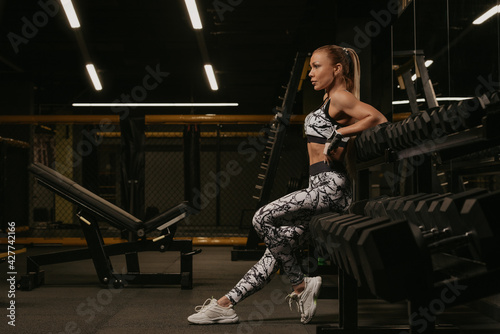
[85, 64, 102, 91]
[392, 97, 472, 105]
[184, 0, 203, 29]
[72, 103, 238, 107]
[60, 0, 81, 28]
[204, 65, 218, 91]
[473, 5, 500, 25]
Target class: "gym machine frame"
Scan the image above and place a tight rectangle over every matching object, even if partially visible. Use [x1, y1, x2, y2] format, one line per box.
[18, 162, 200, 291]
[231, 51, 310, 260]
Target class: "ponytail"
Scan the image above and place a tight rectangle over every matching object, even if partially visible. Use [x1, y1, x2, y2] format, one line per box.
[344, 48, 361, 100]
[342, 48, 360, 181]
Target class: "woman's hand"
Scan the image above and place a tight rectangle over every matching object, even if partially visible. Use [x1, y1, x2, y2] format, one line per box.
[323, 150, 333, 164]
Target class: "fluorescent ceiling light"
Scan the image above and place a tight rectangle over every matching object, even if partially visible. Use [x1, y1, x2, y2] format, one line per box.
[72, 103, 238, 107]
[392, 97, 472, 105]
[184, 0, 203, 29]
[60, 0, 81, 28]
[473, 5, 500, 25]
[204, 65, 218, 91]
[85, 64, 102, 91]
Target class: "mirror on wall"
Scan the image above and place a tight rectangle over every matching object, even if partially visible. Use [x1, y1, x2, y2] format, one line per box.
[389, 0, 500, 195]
[392, 0, 500, 115]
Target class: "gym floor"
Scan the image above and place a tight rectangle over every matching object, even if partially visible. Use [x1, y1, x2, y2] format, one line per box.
[1, 246, 500, 334]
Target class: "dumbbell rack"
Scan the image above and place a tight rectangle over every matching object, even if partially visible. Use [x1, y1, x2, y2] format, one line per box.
[354, 90, 500, 197]
[318, 270, 461, 333]
[325, 87, 500, 333]
[314, 188, 500, 333]
[231, 52, 309, 261]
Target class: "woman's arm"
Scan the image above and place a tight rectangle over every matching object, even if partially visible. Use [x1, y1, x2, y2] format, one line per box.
[329, 90, 387, 137]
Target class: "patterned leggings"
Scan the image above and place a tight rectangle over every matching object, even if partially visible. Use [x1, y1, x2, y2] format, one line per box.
[225, 162, 352, 305]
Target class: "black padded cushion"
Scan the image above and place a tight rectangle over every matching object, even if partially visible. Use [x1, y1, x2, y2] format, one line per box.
[144, 201, 196, 233]
[29, 163, 144, 232]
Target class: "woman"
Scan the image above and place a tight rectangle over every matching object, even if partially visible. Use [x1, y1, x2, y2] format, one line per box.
[187, 45, 388, 325]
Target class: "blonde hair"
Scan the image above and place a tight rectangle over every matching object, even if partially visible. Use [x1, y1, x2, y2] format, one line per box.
[313, 45, 361, 180]
[313, 45, 361, 99]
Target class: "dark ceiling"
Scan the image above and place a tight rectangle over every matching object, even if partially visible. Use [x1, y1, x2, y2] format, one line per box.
[0, 0, 347, 116]
[1, 0, 497, 118]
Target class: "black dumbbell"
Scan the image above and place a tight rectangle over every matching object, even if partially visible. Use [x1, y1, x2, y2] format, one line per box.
[312, 213, 358, 265]
[341, 216, 393, 287]
[401, 116, 417, 148]
[436, 188, 488, 235]
[427, 188, 487, 231]
[394, 120, 412, 149]
[384, 122, 401, 151]
[357, 219, 433, 302]
[354, 132, 369, 161]
[370, 122, 391, 157]
[399, 193, 440, 226]
[326, 214, 369, 270]
[429, 105, 448, 137]
[332, 215, 375, 275]
[361, 128, 377, 160]
[389, 193, 437, 222]
[402, 189, 486, 238]
[371, 196, 402, 218]
[485, 90, 500, 106]
[385, 193, 430, 221]
[413, 109, 434, 141]
[424, 188, 489, 261]
[349, 199, 370, 215]
[357, 189, 500, 302]
[454, 96, 488, 129]
[310, 212, 342, 259]
[363, 195, 391, 217]
[412, 193, 451, 230]
[461, 190, 500, 269]
[432, 103, 467, 135]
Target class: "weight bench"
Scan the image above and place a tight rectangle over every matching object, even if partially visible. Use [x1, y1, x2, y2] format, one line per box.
[18, 162, 200, 291]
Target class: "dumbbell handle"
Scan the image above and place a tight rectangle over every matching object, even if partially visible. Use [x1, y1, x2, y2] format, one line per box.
[422, 227, 452, 243]
[426, 233, 471, 254]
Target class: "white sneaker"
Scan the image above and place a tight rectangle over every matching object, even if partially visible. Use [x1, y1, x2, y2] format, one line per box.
[286, 276, 322, 324]
[187, 298, 239, 324]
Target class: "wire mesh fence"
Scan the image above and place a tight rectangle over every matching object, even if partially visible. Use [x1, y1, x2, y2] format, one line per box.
[1, 121, 308, 239]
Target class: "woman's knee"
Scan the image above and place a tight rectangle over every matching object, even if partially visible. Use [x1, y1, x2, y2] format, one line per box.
[252, 211, 265, 232]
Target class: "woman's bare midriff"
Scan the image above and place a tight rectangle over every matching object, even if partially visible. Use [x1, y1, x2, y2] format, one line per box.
[307, 142, 345, 165]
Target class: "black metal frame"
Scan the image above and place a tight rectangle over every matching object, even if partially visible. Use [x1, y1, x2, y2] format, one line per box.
[232, 51, 309, 261]
[18, 163, 200, 291]
[316, 269, 462, 334]
[18, 207, 199, 291]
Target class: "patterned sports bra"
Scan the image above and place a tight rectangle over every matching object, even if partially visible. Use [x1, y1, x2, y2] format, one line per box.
[304, 98, 349, 147]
